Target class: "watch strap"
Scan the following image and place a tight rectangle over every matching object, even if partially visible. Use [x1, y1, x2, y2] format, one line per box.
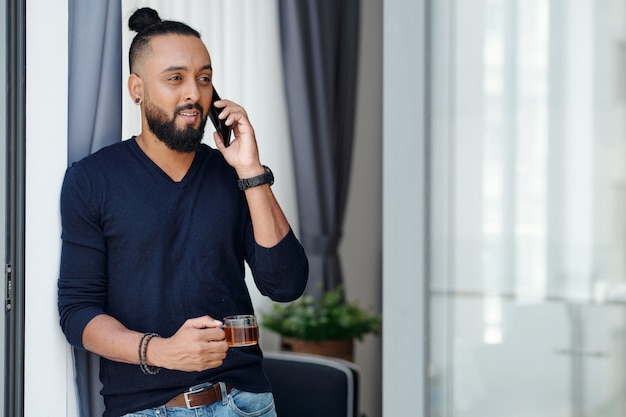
[237, 165, 274, 191]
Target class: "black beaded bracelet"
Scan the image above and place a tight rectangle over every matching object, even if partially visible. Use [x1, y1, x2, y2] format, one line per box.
[137, 332, 150, 366]
[139, 332, 161, 375]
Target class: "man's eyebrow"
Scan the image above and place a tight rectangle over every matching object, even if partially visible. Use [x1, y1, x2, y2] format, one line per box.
[161, 64, 213, 74]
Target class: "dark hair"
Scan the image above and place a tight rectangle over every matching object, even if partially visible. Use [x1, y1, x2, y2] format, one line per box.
[128, 7, 201, 73]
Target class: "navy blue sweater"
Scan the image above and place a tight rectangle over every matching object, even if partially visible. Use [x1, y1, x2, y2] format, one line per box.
[58, 138, 308, 417]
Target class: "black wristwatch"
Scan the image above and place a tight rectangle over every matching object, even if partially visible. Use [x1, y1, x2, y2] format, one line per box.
[237, 165, 274, 191]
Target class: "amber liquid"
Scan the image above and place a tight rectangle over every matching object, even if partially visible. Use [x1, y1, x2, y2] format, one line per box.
[225, 325, 259, 347]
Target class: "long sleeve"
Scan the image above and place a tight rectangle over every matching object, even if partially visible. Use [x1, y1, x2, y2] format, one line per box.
[247, 227, 308, 302]
[58, 164, 108, 349]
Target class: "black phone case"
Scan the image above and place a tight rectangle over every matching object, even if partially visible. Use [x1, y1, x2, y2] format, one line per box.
[208, 87, 232, 147]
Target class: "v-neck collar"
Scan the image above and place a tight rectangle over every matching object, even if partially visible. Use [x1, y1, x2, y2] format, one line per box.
[127, 136, 205, 187]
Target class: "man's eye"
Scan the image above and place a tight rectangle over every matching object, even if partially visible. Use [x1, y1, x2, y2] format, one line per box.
[198, 76, 211, 84]
[168, 75, 183, 81]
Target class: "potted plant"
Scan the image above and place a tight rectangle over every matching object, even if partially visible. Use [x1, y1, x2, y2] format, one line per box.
[260, 286, 382, 362]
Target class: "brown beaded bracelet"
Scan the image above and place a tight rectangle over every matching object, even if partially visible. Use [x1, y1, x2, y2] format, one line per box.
[138, 332, 161, 375]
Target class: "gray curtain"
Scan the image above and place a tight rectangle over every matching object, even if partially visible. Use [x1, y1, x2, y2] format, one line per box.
[68, 0, 121, 164]
[68, 0, 121, 415]
[278, 0, 361, 297]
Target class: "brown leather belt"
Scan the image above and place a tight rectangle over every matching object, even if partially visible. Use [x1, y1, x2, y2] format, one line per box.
[165, 383, 232, 409]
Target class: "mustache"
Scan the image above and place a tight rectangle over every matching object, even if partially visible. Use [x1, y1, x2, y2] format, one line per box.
[175, 102, 205, 115]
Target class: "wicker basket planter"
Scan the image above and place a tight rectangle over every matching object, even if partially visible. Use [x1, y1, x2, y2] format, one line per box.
[281, 337, 354, 362]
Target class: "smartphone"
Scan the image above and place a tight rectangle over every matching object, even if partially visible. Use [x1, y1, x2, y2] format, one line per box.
[208, 87, 232, 147]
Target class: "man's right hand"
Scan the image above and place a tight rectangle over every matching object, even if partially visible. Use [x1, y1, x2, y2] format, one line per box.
[82, 314, 228, 373]
[147, 316, 228, 372]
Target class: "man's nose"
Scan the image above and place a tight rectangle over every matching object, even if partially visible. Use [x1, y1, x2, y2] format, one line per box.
[184, 80, 201, 102]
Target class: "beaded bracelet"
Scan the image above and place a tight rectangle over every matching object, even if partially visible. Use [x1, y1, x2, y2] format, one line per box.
[138, 332, 161, 375]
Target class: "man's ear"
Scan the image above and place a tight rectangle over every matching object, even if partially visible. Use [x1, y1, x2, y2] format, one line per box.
[128, 73, 144, 104]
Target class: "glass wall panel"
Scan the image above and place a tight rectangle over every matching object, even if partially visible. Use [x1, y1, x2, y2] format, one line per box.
[429, 1, 626, 416]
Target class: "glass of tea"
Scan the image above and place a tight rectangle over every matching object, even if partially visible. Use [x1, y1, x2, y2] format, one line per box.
[223, 315, 259, 347]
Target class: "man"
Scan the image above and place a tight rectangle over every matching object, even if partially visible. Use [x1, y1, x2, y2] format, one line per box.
[58, 7, 308, 417]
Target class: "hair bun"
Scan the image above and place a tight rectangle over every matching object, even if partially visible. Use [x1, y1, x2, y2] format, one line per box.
[128, 7, 161, 33]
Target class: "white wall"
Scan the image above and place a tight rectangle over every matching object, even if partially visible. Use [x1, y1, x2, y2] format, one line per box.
[24, 0, 73, 416]
[382, 0, 428, 416]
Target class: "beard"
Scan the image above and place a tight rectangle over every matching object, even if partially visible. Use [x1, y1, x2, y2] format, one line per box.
[144, 99, 208, 153]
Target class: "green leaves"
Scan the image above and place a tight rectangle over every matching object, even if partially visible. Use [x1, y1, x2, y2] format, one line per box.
[261, 286, 382, 341]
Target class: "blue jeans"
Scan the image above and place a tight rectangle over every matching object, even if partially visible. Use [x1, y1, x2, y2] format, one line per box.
[121, 382, 276, 417]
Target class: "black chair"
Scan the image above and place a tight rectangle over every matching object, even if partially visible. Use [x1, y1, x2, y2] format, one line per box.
[263, 351, 362, 417]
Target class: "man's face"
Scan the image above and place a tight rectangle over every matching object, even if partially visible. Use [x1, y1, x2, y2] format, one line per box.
[139, 34, 214, 153]
[144, 96, 208, 153]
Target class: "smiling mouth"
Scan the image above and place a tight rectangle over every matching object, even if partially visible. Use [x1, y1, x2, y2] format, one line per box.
[178, 110, 199, 123]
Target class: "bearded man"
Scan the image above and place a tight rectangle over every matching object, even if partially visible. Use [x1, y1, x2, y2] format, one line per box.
[58, 7, 308, 417]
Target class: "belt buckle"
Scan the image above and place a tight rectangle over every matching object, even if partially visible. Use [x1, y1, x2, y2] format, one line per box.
[183, 385, 210, 409]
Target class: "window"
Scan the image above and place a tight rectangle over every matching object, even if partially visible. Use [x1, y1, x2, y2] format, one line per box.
[4, 0, 26, 414]
[429, 1, 626, 415]
[0, 0, 7, 410]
